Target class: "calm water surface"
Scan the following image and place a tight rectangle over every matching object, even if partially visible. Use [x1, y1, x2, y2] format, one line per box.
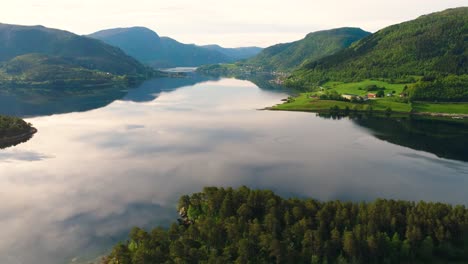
[0, 77, 467, 263]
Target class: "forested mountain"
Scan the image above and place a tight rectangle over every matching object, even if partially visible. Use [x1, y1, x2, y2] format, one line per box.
[246, 27, 370, 71]
[196, 28, 370, 76]
[288, 7, 468, 101]
[104, 187, 468, 264]
[88, 27, 262, 68]
[0, 23, 155, 87]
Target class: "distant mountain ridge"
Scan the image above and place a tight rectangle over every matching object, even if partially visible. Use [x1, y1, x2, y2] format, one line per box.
[201, 45, 263, 60]
[88, 27, 262, 68]
[0, 23, 155, 88]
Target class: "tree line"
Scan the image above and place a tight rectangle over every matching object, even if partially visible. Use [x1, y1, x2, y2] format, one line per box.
[103, 187, 468, 264]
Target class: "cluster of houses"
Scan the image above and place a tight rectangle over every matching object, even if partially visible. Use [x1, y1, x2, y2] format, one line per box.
[341, 93, 373, 101]
[341, 92, 407, 101]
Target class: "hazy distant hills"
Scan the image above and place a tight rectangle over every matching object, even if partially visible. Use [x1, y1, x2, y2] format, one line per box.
[0, 23, 154, 87]
[88, 27, 262, 68]
[201, 45, 263, 61]
[289, 7, 468, 96]
[247, 27, 371, 71]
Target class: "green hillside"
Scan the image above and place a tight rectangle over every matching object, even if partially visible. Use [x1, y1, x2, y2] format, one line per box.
[287, 7, 468, 101]
[0, 54, 121, 87]
[104, 187, 468, 264]
[0, 23, 156, 87]
[197, 28, 370, 76]
[248, 27, 370, 71]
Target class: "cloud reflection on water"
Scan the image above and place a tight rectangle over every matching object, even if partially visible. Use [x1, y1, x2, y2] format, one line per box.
[0, 78, 467, 263]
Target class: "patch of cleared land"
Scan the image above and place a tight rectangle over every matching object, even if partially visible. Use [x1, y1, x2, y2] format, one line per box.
[270, 79, 468, 118]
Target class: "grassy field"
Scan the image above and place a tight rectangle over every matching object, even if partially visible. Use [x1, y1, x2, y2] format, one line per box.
[271, 79, 468, 117]
[272, 96, 468, 115]
[412, 102, 468, 114]
[272, 95, 412, 113]
[271, 93, 357, 111]
[323, 80, 408, 96]
[370, 98, 412, 112]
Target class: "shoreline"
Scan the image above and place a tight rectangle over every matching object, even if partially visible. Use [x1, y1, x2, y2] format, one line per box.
[262, 107, 468, 120]
[0, 127, 37, 147]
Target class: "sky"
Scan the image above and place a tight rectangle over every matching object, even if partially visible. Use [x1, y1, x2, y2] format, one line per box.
[1, 0, 466, 47]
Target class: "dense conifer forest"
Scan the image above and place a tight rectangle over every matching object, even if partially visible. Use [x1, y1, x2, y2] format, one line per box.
[103, 187, 468, 264]
[0, 115, 32, 138]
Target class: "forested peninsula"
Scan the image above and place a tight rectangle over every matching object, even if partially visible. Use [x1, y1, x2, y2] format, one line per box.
[0, 115, 35, 148]
[103, 187, 468, 264]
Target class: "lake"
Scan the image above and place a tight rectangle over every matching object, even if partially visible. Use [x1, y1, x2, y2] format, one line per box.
[0, 76, 467, 264]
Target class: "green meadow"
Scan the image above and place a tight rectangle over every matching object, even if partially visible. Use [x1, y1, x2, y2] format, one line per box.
[322, 79, 408, 96]
[412, 102, 468, 114]
[271, 80, 468, 117]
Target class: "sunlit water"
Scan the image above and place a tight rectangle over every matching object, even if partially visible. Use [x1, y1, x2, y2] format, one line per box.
[0, 77, 467, 264]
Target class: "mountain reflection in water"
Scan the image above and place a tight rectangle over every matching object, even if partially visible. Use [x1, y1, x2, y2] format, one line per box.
[0, 76, 466, 264]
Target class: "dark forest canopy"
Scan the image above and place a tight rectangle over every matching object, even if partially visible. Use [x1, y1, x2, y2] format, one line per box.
[246, 27, 370, 72]
[103, 187, 468, 264]
[0, 115, 32, 138]
[287, 7, 468, 102]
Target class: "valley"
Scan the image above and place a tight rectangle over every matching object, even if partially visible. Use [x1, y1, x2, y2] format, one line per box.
[0, 4, 467, 264]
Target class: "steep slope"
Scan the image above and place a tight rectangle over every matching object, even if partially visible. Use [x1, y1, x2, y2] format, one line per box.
[196, 27, 371, 76]
[247, 27, 371, 71]
[87, 27, 164, 66]
[0, 23, 156, 88]
[0, 23, 149, 75]
[201, 45, 262, 60]
[288, 7, 468, 98]
[88, 27, 259, 68]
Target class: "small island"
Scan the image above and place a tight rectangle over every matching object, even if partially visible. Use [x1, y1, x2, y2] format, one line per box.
[0, 115, 36, 148]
